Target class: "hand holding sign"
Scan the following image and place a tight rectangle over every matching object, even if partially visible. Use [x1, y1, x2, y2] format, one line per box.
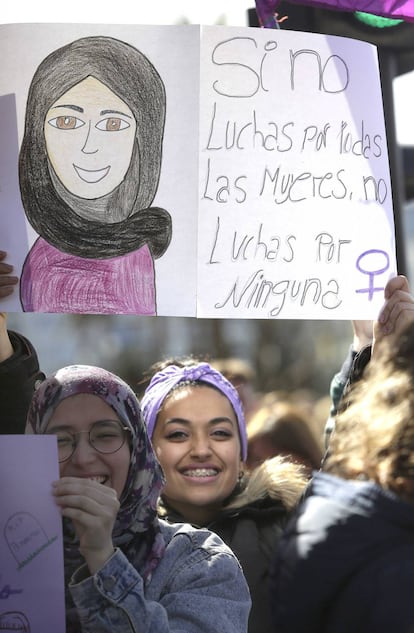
[372, 275, 414, 356]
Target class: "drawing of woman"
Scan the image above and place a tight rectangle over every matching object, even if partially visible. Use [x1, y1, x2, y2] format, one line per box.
[19, 35, 172, 314]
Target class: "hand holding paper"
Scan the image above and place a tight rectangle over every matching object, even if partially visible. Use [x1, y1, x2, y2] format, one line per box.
[0, 251, 18, 300]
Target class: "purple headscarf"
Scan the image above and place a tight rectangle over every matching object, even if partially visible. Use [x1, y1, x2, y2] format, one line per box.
[141, 362, 248, 461]
[26, 364, 165, 627]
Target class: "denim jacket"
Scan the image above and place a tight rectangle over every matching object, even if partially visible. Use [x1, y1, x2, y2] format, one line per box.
[69, 520, 251, 632]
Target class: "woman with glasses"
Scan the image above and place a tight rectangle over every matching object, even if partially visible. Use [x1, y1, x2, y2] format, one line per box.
[26, 363, 251, 633]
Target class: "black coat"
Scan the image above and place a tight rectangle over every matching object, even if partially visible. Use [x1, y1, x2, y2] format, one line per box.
[0, 330, 44, 433]
[270, 471, 414, 633]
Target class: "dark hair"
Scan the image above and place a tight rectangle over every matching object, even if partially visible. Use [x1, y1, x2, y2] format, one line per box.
[19, 35, 171, 259]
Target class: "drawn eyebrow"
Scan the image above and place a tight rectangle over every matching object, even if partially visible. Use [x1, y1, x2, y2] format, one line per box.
[100, 109, 133, 118]
[53, 104, 84, 113]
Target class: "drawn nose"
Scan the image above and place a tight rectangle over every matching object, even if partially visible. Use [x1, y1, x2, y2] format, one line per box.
[81, 120, 98, 154]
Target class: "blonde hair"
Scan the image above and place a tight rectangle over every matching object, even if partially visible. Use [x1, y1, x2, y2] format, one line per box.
[324, 323, 414, 501]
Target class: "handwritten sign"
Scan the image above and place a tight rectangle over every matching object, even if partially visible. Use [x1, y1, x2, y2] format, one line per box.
[197, 26, 396, 318]
[0, 23, 396, 319]
[0, 436, 65, 632]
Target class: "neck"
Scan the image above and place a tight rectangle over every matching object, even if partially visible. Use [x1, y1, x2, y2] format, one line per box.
[161, 495, 221, 527]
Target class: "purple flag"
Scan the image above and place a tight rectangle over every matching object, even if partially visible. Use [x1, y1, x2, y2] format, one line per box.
[255, 0, 414, 24]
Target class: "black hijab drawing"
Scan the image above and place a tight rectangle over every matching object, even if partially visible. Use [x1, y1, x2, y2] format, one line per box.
[19, 35, 172, 314]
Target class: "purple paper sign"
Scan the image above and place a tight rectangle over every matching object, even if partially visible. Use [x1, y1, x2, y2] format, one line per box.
[0, 436, 66, 633]
[256, 0, 414, 23]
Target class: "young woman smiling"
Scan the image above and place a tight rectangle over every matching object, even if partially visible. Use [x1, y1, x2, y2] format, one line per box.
[140, 360, 308, 633]
[25, 363, 251, 633]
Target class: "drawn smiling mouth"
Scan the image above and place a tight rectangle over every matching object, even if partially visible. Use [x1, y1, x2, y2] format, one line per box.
[73, 164, 111, 183]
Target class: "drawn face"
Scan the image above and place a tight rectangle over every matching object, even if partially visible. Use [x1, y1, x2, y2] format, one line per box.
[152, 385, 243, 525]
[44, 76, 137, 199]
[46, 393, 131, 499]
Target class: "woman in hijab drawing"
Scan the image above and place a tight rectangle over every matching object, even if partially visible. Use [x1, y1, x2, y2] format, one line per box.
[19, 36, 172, 314]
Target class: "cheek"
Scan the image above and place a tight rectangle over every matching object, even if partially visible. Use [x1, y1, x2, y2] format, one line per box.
[221, 442, 242, 466]
[154, 444, 178, 471]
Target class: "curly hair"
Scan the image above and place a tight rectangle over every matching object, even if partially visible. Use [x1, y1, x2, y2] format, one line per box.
[324, 321, 414, 501]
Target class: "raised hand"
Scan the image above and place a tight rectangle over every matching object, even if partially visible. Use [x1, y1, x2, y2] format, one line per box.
[53, 477, 120, 574]
[0, 251, 18, 299]
[373, 275, 414, 355]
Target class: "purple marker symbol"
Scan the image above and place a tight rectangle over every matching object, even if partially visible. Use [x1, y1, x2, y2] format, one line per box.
[355, 249, 390, 301]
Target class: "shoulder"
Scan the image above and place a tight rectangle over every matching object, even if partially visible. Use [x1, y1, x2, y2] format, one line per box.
[151, 521, 249, 601]
[160, 520, 239, 561]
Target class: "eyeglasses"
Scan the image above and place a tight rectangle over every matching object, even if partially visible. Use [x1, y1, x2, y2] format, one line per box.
[48, 420, 131, 463]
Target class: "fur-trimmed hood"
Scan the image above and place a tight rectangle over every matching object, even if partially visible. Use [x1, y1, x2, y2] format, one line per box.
[226, 455, 308, 513]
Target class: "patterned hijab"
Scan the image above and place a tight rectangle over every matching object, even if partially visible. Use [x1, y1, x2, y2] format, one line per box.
[26, 365, 166, 628]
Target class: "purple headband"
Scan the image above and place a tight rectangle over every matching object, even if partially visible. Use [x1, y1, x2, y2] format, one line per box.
[141, 362, 248, 461]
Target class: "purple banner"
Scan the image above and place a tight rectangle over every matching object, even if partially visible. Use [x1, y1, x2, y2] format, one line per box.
[255, 0, 414, 24]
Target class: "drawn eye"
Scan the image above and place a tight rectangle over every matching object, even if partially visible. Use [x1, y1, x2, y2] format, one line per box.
[95, 117, 130, 132]
[48, 116, 85, 130]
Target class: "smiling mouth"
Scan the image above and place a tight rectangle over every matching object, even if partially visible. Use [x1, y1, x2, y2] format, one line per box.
[73, 164, 111, 183]
[182, 468, 219, 478]
[87, 475, 109, 485]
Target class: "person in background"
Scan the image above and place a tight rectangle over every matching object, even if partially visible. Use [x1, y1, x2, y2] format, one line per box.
[324, 274, 414, 448]
[0, 252, 42, 433]
[140, 359, 308, 633]
[0, 312, 44, 434]
[25, 363, 251, 632]
[270, 319, 414, 633]
[246, 399, 323, 476]
[211, 356, 262, 421]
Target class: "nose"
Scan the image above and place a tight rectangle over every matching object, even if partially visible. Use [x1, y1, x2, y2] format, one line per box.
[81, 120, 99, 154]
[70, 434, 97, 465]
[189, 433, 213, 459]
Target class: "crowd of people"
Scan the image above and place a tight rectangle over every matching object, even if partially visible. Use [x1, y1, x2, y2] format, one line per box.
[2, 252, 414, 631]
